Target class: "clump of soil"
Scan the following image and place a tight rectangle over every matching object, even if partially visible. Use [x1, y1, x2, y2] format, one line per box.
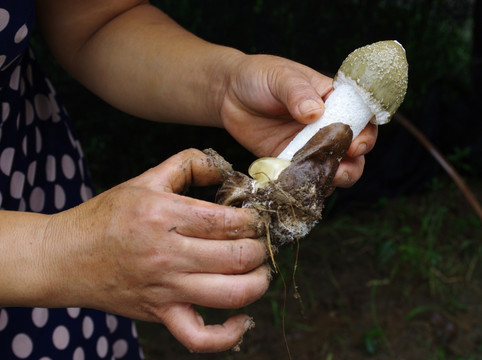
[211, 122, 353, 246]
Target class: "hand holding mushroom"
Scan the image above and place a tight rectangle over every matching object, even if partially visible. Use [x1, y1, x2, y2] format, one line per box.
[215, 41, 409, 246]
[219, 53, 377, 189]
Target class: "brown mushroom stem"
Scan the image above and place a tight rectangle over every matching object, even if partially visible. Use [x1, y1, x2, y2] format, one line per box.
[215, 122, 352, 246]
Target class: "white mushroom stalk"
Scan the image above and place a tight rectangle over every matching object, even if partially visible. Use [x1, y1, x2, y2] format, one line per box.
[249, 40, 409, 183]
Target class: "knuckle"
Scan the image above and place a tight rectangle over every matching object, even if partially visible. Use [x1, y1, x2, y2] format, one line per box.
[175, 148, 203, 161]
[184, 336, 208, 353]
[234, 247, 250, 273]
[226, 283, 250, 309]
[135, 197, 161, 226]
[231, 241, 264, 273]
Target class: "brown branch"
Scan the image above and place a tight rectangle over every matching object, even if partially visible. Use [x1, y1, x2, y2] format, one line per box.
[394, 112, 482, 221]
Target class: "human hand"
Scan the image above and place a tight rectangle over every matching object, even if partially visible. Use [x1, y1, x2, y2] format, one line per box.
[43, 149, 270, 353]
[219, 54, 378, 188]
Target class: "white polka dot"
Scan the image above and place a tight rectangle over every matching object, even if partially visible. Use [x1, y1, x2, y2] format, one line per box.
[106, 314, 118, 333]
[1, 54, 19, 71]
[0, 9, 10, 32]
[80, 183, 93, 202]
[46, 78, 56, 95]
[12, 333, 33, 359]
[62, 154, 75, 179]
[29, 186, 45, 212]
[48, 93, 61, 123]
[96, 336, 108, 358]
[0, 147, 14, 175]
[0, 55, 6, 68]
[39, 357, 52, 360]
[52, 325, 70, 350]
[82, 316, 94, 339]
[32, 307, 49, 328]
[14, 24, 28, 44]
[73, 347, 85, 360]
[113, 339, 129, 358]
[16, 113, 20, 129]
[9, 65, 20, 90]
[0, 309, 8, 331]
[10, 171, 25, 199]
[76, 140, 84, 157]
[131, 321, 138, 339]
[2, 102, 9, 121]
[25, 99, 34, 125]
[35, 126, 42, 153]
[46, 155, 56, 182]
[27, 161, 36, 186]
[67, 307, 81, 319]
[54, 184, 66, 210]
[18, 197, 26, 211]
[34, 94, 52, 120]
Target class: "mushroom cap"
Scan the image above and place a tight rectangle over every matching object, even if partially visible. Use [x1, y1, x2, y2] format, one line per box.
[333, 40, 408, 125]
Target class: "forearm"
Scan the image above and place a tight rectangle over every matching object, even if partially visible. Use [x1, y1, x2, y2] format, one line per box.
[0, 211, 53, 306]
[36, 1, 243, 127]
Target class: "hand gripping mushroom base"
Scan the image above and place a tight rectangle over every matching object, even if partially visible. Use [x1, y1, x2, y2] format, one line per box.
[211, 40, 408, 247]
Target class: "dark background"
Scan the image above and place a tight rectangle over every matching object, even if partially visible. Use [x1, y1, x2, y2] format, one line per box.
[32, 0, 481, 206]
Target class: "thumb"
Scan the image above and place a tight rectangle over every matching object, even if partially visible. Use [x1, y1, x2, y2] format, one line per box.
[271, 67, 332, 125]
[162, 303, 255, 353]
[138, 148, 231, 194]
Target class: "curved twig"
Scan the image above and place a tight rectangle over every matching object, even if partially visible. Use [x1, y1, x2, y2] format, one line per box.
[394, 112, 482, 221]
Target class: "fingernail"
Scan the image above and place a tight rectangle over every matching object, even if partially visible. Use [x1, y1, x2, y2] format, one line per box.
[299, 100, 322, 115]
[355, 143, 367, 156]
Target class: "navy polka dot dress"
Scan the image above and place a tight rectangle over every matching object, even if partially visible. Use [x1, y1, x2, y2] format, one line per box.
[0, 1, 144, 358]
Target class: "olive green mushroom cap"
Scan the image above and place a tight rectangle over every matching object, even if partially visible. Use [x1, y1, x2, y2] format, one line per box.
[333, 40, 408, 124]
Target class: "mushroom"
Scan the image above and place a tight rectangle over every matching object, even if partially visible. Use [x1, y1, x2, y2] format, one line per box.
[215, 40, 409, 246]
[252, 40, 409, 179]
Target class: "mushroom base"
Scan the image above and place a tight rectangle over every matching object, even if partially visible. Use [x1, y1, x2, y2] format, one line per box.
[209, 122, 353, 247]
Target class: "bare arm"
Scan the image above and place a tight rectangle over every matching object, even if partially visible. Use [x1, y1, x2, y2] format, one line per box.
[35, 0, 240, 127]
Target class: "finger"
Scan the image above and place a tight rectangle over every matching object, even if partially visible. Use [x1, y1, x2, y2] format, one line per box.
[332, 155, 365, 188]
[140, 148, 228, 193]
[271, 68, 332, 125]
[171, 236, 267, 274]
[346, 122, 378, 157]
[164, 193, 265, 239]
[175, 264, 271, 309]
[162, 303, 255, 353]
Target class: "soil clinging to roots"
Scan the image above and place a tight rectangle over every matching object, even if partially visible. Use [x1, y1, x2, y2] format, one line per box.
[207, 122, 353, 247]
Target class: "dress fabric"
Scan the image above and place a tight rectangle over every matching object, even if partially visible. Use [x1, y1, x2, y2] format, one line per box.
[0, 1, 143, 358]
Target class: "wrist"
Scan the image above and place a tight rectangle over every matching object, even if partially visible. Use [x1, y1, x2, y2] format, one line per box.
[37, 205, 98, 309]
[206, 47, 247, 127]
[0, 211, 54, 306]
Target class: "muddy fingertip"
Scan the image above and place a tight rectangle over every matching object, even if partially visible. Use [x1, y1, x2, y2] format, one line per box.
[231, 317, 256, 352]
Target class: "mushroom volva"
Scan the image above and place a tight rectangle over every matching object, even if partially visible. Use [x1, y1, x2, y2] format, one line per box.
[210, 40, 409, 246]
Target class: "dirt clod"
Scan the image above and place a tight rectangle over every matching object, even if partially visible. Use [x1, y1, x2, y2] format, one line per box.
[213, 122, 353, 246]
